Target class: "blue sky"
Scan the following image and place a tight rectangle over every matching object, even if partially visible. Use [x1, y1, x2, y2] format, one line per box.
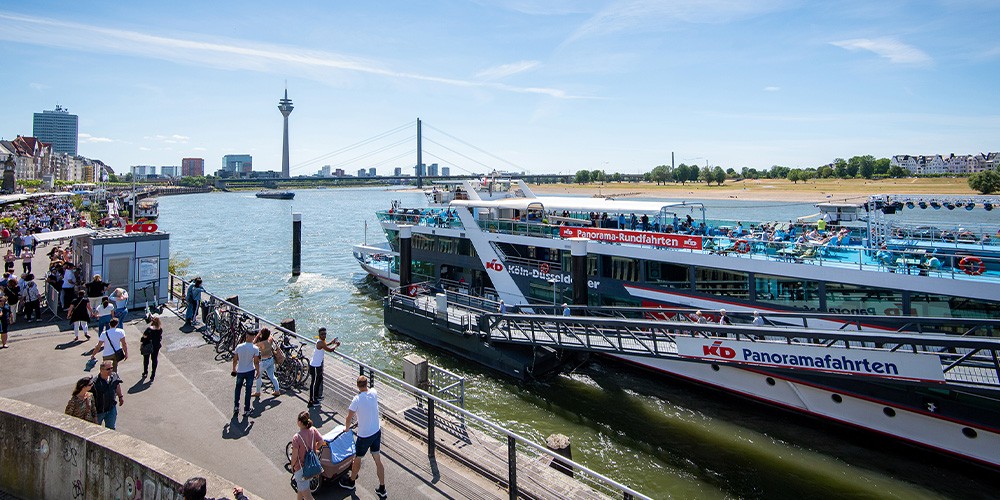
[1, 1, 998, 176]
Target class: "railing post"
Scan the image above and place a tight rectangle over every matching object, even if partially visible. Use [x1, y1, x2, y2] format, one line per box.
[427, 398, 436, 456]
[507, 435, 517, 500]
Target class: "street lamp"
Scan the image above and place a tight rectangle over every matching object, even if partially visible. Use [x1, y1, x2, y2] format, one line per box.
[547, 278, 558, 306]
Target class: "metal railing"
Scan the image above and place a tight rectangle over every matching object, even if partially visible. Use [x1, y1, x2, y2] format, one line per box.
[168, 274, 648, 500]
[428, 363, 465, 410]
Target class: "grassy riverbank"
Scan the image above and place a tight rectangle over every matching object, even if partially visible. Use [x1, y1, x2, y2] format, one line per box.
[529, 177, 980, 203]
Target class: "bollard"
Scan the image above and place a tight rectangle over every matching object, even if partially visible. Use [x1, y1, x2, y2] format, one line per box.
[292, 212, 302, 276]
[545, 433, 574, 477]
[280, 318, 296, 332]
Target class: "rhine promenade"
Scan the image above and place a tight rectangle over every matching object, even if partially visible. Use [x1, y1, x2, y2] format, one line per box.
[0, 306, 507, 498]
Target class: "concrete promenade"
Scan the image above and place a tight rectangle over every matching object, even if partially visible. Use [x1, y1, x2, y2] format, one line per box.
[0, 308, 506, 499]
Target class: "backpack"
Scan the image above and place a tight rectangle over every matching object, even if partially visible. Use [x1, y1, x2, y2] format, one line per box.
[25, 284, 40, 302]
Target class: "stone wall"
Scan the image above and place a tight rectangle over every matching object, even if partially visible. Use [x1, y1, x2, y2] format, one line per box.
[0, 397, 249, 500]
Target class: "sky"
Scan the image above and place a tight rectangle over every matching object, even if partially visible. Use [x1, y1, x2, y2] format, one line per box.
[1, 1, 998, 176]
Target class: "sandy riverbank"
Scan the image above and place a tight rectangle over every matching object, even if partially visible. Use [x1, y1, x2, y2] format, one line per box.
[528, 178, 982, 203]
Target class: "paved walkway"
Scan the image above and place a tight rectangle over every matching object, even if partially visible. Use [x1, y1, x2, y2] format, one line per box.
[0, 308, 505, 499]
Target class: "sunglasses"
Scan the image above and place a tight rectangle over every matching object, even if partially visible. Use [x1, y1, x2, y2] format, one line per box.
[100, 367, 112, 371]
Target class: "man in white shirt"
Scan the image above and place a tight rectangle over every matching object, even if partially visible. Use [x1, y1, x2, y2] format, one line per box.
[307, 328, 340, 407]
[89, 318, 128, 372]
[231, 330, 260, 419]
[61, 263, 77, 310]
[340, 375, 386, 499]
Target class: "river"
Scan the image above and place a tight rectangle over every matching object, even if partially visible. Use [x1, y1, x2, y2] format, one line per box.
[157, 188, 997, 499]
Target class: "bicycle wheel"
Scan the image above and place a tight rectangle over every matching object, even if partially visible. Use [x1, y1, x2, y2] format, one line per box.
[205, 311, 222, 344]
[284, 441, 293, 465]
[294, 358, 309, 388]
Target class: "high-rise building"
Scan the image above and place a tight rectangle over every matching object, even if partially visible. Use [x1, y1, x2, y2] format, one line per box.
[33, 105, 78, 155]
[222, 154, 252, 173]
[132, 165, 155, 179]
[357, 168, 367, 177]
[441, 167, 450, 176]
[181, 158, 205, 177]
[368, 167, 376, 177]
[394, 167, 402, 176]
[320, 165, 331, 177]
[414, 164, 426, 177]
[427, 163, 439, 176]
[160, 166, 179, 177]
[335, 168, 345, 177]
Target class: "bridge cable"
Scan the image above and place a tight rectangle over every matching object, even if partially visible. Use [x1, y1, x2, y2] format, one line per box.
[423, 123, 526, 172]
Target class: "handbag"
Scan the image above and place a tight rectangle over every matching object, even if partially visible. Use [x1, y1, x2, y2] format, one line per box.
[297, 433, 323, 478]
[273, 342, 286, 365]
[140, 342, 153, 355]
[103, 331, 126, 362]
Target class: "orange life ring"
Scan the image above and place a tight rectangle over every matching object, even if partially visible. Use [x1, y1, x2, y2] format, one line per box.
[407, 284, 419, 296]
[959, 256, 985, 276]
[735, 240, 751, 254]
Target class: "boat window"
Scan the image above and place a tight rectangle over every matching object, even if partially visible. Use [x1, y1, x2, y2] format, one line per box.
[753, 274, 819, 310]
[412, 234, 436, 252]
[645, 261, 690, 288]
[458, 239, 476, 257]
[561, 253, 597, 276]
[694, 267, 749, 299]
[412, 261, 435, 282]
[825, 283, 902, 316]
[601, 256, 640, 282]
[908, 293, 997, 320]
[438, 236, 459, 254]
[385, 230, 399, 252]
[529, 280, 568, 305]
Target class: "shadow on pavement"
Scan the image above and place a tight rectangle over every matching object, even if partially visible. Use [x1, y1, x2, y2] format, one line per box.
[223, 416, 255, 440]
[54, 339, 87, 350]
[127, 378, 151, 394]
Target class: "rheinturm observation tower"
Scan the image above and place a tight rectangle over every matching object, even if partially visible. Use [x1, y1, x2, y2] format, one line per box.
[278, 88, 294, 178]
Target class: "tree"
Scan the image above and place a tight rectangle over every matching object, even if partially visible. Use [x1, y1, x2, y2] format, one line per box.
[713, 167, 726, 185]
[817, 166, 834, 178]
[834, 158, 848, 178]
[699, 166, 714, 185]
[674, 165, 690, 184]
[787, 169, 801, 184]
[969, 170, 1000, 194]
[611, 172, 622, 183]
[846, 156, 862, 178]
[888, 165, 907, 178]
[769, 165, 790, 179]
[574, 170, 591, 184]
[650, 165, 669, 185]
[591, 169, 605, 183]
[689, 166, 701, 183]
[874, 158, 891, 176]
[856, 155, 876, 179]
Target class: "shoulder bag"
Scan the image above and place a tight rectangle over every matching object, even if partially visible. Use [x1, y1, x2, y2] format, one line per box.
[273, 341, 286, 365]
[103, 331, 126, 362]
[297, 432, 322, 478]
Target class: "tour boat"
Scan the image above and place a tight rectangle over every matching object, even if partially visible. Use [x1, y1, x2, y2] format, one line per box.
[256, 190, 295, 200]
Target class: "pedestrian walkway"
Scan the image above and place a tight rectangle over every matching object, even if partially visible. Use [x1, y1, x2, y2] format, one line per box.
[0, 312, 506, 498]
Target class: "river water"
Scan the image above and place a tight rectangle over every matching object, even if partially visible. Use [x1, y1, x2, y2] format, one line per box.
[158, 188, 997, 499]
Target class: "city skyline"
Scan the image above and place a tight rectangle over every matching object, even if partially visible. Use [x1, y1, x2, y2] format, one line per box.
[1, 2, 998, 175]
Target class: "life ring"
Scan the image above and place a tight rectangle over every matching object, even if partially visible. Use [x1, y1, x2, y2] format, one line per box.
[407, 284, 419, 296]
[959, 257, 985, 276]
[735, 240, 751, 254]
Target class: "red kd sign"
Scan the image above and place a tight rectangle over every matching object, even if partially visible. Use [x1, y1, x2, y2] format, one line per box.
[125, 223, 158, 234]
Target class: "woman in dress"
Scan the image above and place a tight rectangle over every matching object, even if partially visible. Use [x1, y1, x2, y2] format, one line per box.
[3, 249, 14, 274]
[65, 377, 97, 423]
[253, 328, 281, 397]
[67, 290, 94, 342]
[140, 316, 163, 381]
[290, 411, 323, 499]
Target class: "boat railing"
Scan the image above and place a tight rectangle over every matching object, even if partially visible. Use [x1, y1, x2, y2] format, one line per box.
[168, 274, 650, 500]
[887, 222, 1000, 247]
[377, 209, 464, 229]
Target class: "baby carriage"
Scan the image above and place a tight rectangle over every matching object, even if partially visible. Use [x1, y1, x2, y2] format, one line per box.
[288, 425, 356, 494]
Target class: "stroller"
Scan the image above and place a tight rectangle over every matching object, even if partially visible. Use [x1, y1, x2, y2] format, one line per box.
[288, 425, 356, 494]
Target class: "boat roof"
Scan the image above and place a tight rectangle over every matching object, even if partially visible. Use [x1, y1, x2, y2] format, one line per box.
[450, 196, 702, 214]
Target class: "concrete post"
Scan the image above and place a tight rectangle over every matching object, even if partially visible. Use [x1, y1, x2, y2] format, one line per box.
[292, 212, 302, 276]
[280, 318, 296, 332]
[399, 225, 413, 288]
[569, 238, 589, 308]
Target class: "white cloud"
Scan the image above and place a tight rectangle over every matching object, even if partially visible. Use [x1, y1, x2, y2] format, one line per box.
[79, 133, 114, 143]
[566, 0, 789, 43]
[475, 60, 541, 80]
[764, 86, 781, 92]
[29, 83, 49, 91]
[830, 37, 931, 65]
[0, 12, 585, 99]
[192, 147, 207, 151]
[144, 134, 190, 144]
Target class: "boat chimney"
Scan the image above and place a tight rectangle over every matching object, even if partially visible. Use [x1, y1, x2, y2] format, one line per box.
[569, 238, 589, 309]
[399, 225, 413, 287]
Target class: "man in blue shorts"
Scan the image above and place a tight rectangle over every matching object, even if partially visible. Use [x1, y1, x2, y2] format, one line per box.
[340, 375, 386, 499]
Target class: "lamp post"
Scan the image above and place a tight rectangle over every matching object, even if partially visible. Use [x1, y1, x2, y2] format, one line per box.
[548, 278, 558, 306]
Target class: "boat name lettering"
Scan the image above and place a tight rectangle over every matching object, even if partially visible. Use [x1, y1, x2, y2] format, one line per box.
[559, 227, 702, 250]
[485, 259, 504, 271]
[506, 264, 600, 289]
[124, 223, 158, 234]
[676, 338, 945, 382]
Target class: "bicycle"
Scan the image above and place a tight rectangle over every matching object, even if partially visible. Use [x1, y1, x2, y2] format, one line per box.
[275, 336, 309, 390]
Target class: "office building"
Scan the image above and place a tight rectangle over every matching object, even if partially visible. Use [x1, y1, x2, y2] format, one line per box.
[414, 164, 425, 177]
[160, 166, 179, 177]
[223, 154, 253, 173]
[32, 105, 78, 155]
[181, 158, 205, 177]
[427, 163, 438, 176]
[320, 165, 331, 177]
[441, 167, 450, 176]
[394, 167, 402, 176]
[368, 167, 376, 177]
[358, 168, 367, 177]
[132, 165, 155, 179]
[335, 168, 345, 177]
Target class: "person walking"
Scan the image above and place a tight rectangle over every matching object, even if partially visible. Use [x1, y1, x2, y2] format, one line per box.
[181, 477, 249, 500]
[290, 411, 323, 500]
[19, 275, 41, 323]
[85, 274, 109, 311]
[307, 328, 340, 407]
[339, 375, 386, 498]
[65, 376, 97, 423]
[0, 295, 10, 349]
[68, 290, 94, 341]
[20, 248, 32, 274]
[253, 328, 280, 398]
[3, 249, 14, 274]
[3, 279, 19, 324]
[184, 277, 204, 326]
[91, 360, 124, 429]
[231, 330, 259, 418]
[110, 287, 129, 323]
[141, 316, 164, 381]
[89, 318, 128, 372]
[95, 296, 115, 338]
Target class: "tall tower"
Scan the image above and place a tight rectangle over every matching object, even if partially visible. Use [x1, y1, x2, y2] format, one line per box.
[278, 88, 294, 178]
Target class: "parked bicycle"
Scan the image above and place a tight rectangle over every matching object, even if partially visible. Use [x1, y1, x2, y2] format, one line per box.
[275, 335, 309, 390]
